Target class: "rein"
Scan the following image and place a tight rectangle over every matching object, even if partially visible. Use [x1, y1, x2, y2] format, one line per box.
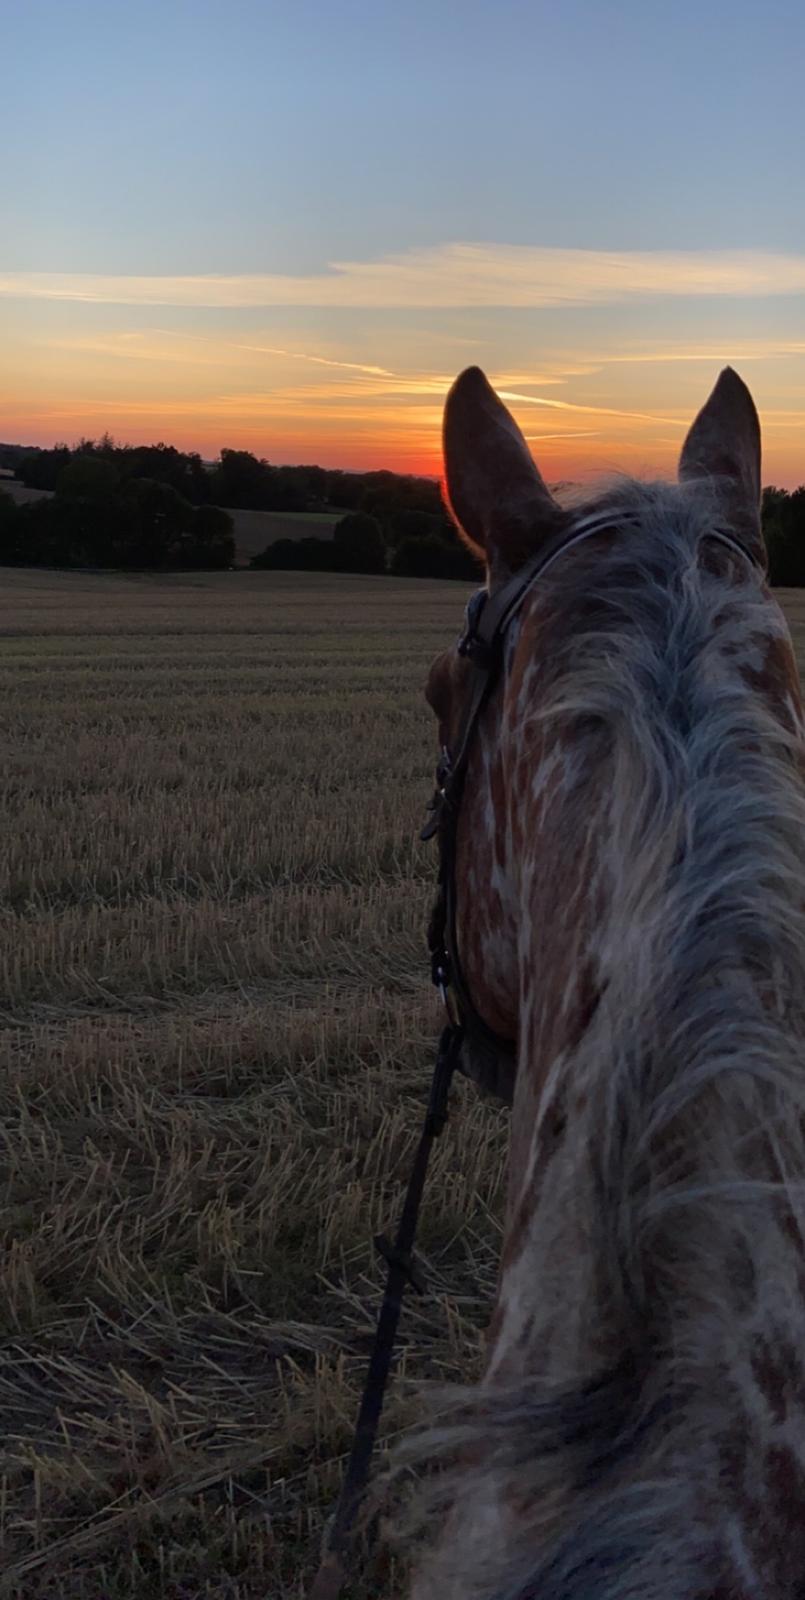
[307, 512, 758, 1598]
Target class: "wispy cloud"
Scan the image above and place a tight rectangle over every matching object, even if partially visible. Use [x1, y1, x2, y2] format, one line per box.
[44, 331, 398, 377]
[4, 244, 805, 309]
[497, 389, 682, 426]
[237, 343, 394, 376]
[38, 330, 591, 406]
[598, 340, 805, 365]
[523, 430, 602, 442]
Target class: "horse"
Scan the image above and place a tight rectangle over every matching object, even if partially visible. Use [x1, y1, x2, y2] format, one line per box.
[410, 367, 805, 1599]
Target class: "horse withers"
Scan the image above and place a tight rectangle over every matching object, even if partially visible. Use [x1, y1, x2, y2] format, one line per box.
[412, 367, 805, 1600]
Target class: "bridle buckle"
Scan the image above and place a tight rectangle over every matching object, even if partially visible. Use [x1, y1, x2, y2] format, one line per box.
[458, 588, 497, 667]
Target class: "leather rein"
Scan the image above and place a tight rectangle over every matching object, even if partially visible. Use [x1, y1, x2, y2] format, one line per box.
[308, 510, 758, 1598]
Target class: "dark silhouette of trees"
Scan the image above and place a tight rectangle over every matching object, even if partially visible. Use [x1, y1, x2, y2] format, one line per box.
[251, 514, 479, 581]
[19, 445, 72, 490]
[251, 536, 335, 571]
[4, 430, 805, 582]
[0, 477, 234, 570]
[57, 454, 120, 502]
[191, 505, 238, 567]
[0, 443, 44, 474]
[251, 514, 386, 575]
[326, 472, 362, 510]
[391, 533, 481, 580]
[19, 437, 211, 504]
[358, 471, 442, 524]
[387, 509, 443, 546]
[763, 486, 805, 586]
[207, 453, 332, 513]
[331, 513, 385, 573]
[0, 489, 25, 564]
[208, 449, 272, 510]
[118, 443, 210, 504]
[119, 480, 192, 566]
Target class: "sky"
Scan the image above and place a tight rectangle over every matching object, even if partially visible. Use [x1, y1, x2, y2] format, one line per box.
[2, 0, 805, 485]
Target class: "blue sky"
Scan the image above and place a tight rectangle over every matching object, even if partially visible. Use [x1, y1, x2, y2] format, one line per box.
[3, 0, 804, 479]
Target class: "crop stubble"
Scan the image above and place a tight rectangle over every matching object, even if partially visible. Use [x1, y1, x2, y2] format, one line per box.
[1, 568, 803, 1598]
[0, 568, 509, 1599]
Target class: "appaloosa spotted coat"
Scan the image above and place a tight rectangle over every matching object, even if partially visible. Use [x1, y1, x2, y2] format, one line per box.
[411, 367, 805, 1600]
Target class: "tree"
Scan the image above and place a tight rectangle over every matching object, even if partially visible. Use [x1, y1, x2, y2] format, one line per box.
[119, 479, 193, 566]
[186, 505, 235, 569]
[0, 489, 23, 563]
[270, 466, 308, 512]
[251, 536, 335, 571]
[119, 443, 210, 505]
[332, 512, 385, 574]
[295, 464, 328, 506]
[763, 487, 805, 586]
[57, 455, 120, 502]
[19, 445, 71, 490]
[360, 471, 442, 521]
[326, 471, 360, 510]
[391, 535, 448, 578]
[387, 508, 443, 547]
[391, 533, 480, 580]
[208, 449, 272, 510]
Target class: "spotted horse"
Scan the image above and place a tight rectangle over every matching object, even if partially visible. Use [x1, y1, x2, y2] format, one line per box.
[410, 366, 805, 1600]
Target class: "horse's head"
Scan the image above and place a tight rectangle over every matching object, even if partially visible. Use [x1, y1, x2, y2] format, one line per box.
[414, 367, 805, 1600]
[425, 364, 765, 1105]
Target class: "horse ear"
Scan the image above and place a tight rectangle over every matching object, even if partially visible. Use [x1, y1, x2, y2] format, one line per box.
[443, 366, 565, 578]
[678, 367, 763, 553]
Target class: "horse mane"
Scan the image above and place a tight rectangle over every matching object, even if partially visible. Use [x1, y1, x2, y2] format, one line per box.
[403, 476, 805, 1600]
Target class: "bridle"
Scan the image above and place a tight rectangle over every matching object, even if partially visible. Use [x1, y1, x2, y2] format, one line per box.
[309, 506, 759, 1600]
[421, 511, 761, 1105]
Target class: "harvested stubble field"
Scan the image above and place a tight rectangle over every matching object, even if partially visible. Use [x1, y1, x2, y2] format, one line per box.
[0, 566, 508, 1600]
[2, 569, 804, 1600]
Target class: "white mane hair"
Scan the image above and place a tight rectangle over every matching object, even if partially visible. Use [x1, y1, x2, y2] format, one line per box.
[403, 475, 805, 1600]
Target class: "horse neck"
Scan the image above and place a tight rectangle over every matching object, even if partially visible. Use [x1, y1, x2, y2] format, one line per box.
[482, 563, 805, 1592]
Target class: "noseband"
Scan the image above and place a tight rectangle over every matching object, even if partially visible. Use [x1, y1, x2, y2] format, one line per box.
[421, 512, 760, 1106]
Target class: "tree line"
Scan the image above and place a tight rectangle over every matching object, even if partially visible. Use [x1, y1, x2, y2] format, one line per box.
[762, 487, 805, 586]
[0, 437, 803, 582]
[0, 436, 478, 577]
[250, 509, 480, 580]
[0, 446, 235, 571]
[2, 436, 449, 519]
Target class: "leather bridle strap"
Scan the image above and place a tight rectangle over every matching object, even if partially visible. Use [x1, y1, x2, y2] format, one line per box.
[422, 510, 637, 1082]
[442, 511, 632, 783]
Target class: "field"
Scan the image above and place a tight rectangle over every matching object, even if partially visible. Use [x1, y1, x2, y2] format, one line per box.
[2, 569, 804, 1600]
[0, 567, 507, 1599]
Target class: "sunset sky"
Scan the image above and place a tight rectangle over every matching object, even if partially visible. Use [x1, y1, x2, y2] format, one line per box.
[3, 0, 805, 486]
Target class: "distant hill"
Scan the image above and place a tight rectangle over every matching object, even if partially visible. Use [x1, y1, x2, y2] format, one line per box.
[0, 480, 53, 506]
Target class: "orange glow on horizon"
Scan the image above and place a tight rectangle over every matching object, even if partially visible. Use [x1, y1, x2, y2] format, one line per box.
[2, 407, 804, 490]
[1, 318, 803, 488]
[0, 246, 803, 487]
